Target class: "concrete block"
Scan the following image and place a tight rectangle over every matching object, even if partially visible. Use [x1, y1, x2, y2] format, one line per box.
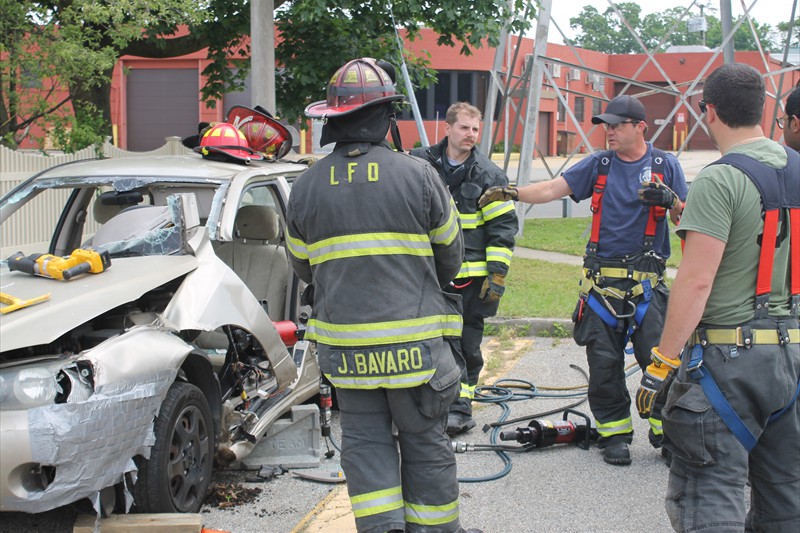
[240, 404, 321, 470]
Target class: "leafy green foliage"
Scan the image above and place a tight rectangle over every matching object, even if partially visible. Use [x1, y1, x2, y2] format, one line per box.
[569, 3, 779, 53]
[274, 0, 535, 123]
[2, 0, 535, 148]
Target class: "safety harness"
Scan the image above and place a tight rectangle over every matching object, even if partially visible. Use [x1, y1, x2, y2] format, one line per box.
[579, 149, 669, 349]
[686, 147, 800, 452]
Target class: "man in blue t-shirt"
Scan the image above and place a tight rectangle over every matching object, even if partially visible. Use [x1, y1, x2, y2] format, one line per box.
[479, 95, 687, 465]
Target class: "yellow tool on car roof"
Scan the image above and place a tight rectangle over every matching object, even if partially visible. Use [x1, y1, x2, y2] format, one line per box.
[6, 248, 111, 281]
[0, 292, 51, 314]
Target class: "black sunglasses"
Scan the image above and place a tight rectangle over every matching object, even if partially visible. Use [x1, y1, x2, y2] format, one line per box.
[699, 100, 708, 114]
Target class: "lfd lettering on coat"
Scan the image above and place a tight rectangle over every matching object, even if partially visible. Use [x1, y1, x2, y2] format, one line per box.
[329, 162, 379, 185]
[336, 347, 422, 375]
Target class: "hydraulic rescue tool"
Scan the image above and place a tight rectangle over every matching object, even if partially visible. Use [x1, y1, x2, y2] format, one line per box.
[6, 248, 111, 280]
[499, 409, 598, 450]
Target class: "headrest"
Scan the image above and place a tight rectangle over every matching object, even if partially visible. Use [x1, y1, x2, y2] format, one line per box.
[93, 200, 124, 224]
[235, 205, 279, 241]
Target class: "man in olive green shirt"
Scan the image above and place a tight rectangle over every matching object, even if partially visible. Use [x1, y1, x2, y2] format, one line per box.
[636, 63, 800, 532]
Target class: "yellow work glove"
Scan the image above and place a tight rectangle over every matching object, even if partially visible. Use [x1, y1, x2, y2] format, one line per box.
[635, 347, 681, 419]
[479, 273, 506, 303]
[478, 186, 519, 208]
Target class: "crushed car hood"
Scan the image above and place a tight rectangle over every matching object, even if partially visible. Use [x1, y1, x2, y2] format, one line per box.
[0, 255, 198, 353]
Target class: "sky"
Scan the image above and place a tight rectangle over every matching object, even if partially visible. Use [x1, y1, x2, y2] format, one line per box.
[544, 0, 794, 45]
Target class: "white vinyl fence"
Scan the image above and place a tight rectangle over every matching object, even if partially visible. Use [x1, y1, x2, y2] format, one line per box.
[0, 137, 192, 255]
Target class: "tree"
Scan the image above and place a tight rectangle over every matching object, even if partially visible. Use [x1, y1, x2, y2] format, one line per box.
[569, 3, 778, 54]
[1, 0, 534, 150]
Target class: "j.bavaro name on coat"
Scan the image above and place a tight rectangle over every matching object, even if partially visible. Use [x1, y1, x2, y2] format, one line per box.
[336, 346, 425, 375]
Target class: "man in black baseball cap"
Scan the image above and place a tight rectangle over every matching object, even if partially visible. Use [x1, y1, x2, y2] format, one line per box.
[479, 91, 687, 466]
[592, 95, 647, 125]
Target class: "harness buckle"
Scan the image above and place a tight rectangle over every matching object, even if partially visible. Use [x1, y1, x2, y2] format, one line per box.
[740, 324, 754, 348]
[687, 344, 705, 379]
[777, 321, 791, 345]
[696, 327, 709, 347]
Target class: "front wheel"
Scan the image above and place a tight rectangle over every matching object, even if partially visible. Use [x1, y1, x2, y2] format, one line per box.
[133, 382, 214, 513]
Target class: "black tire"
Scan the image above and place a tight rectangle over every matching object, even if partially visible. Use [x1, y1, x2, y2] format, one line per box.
[133, 382, 214, 513]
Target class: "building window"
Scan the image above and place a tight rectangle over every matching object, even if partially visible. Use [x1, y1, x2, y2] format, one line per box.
[574, 97, 585, 123]
[399, 70, 491, 121]
[557, 99, 566, 122]
[592, 98, 603, 117]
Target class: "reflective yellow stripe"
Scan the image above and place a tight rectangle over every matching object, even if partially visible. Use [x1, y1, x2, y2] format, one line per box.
[307, 314, 463, 347]
[649, 417, 663, 436]
[596, 417, 633, 437]
[459, 212, 484, 229]
[430, 207, 460, 246]
[481, 200, 515, 221]
[455, 261, 488, 279]
[405, 499, 459, 526]
[307, 232, 433, 265]
[459, 382, 474, 399]
[486, 246, 513, 266]
[325, 370, 435, 389]
[286, 234, 308, 260]
[351, 486, 404, 518]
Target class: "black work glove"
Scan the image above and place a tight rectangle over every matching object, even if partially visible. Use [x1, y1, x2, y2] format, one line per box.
[479, 273, 506, 303]
[300, 284, 314, 306]
[638, 177, 678, 209]
[478, 186, 519, 208]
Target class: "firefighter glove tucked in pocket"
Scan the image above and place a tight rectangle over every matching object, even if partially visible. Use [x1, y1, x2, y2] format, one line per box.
[479, 273, 506, 303]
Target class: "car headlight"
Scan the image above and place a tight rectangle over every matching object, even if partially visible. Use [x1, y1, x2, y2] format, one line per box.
[0, 366, 60, 410]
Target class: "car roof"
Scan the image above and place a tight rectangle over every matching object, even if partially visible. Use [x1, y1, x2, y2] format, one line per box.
[29, 154, 307, 183]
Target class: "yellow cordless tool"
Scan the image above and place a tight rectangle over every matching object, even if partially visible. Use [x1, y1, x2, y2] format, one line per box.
[6, 248, 111, 281]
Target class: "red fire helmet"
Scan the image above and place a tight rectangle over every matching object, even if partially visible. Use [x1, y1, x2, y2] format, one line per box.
[305, 58, 404, 119]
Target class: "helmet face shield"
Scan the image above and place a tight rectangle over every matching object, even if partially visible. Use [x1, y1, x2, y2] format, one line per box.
[226, 105, 293, 160]
[193, 122, 264, 164]
[305, 58, 405, 119]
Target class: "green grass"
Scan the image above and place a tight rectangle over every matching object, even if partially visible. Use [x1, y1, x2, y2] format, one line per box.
[498, 258, 583, 319]
[516, 216, 684, 268]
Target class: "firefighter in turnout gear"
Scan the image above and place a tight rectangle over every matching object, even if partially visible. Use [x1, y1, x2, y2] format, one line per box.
[287, 58, 483, 533]
[411, 102, 518, 437]
[479, 95, 687, 465]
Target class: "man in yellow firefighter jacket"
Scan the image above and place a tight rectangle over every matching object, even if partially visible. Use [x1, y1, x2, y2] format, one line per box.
[287, 58, 482, 533]
[411, 102, 518, 436]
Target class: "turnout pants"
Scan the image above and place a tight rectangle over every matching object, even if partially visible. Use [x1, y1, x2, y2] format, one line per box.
[573, 279, 670, 447]
[662, 317, 800, 533]
[337, 380, 461, 533]
[448, 277, 499, 417]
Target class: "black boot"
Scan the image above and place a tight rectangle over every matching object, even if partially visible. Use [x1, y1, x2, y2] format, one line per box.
[601, 441, 631, 466]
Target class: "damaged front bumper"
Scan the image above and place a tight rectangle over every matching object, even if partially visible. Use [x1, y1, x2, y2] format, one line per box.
[0, 328, 192, 513]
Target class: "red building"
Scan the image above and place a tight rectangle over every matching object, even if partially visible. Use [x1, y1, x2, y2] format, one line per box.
[16, 28, 798, 154]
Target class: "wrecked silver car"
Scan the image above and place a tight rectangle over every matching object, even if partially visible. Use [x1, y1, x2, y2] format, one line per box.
[0, 155, 320, 515]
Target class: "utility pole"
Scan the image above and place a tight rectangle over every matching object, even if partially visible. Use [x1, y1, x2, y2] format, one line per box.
[719, 0, 734, 64]
[699, 4, 706, 47]
[251, 0, 276, 114]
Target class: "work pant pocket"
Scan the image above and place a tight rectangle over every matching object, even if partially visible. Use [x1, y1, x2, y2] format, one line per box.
[662, 379, 721, 467]
[411, 379, 460, 420]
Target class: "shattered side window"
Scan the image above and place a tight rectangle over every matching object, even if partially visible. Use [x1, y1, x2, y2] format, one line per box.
[92, 196, 185, 257]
